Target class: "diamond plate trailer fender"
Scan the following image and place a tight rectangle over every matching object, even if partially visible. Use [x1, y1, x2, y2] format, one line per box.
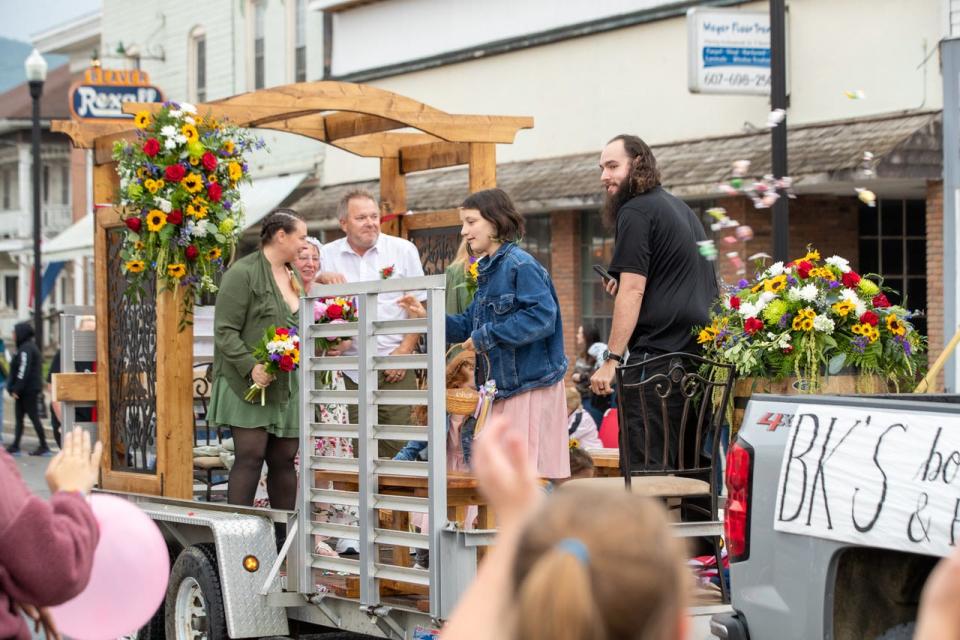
[135, 499, 290, 638]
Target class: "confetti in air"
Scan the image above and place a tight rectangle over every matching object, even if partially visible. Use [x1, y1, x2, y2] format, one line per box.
[697, 240, 718, 261]
[766, 108, 786, 128]
[844, 89, 866, 100]
[856, 187, 876, 207]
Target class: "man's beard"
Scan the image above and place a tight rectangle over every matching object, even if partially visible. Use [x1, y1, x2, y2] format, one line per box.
[601, 180, 635, 229]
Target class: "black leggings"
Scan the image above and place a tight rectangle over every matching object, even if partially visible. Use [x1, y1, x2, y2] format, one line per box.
[13, 392, 46, 449]
[227, 427, 299, 510]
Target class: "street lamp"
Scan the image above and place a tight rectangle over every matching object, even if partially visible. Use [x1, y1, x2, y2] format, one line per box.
[25, 48, 47, 351]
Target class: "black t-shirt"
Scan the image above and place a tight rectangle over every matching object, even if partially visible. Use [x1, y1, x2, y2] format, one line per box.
[609, 186, 718, 355]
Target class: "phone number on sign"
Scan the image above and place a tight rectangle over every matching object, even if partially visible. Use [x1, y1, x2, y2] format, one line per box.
[701, 71, 771, 88]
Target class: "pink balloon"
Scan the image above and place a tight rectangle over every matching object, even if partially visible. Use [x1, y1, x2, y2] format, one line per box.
[50, 494, 170, 640]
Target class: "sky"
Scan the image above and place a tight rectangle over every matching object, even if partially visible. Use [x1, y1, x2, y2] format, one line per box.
[0, 0, 101, 43]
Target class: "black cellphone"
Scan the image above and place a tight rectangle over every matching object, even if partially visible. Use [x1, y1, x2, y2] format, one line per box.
[593, 264, 614, 282]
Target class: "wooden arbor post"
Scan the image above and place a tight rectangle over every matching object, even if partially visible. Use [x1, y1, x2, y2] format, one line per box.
[53, 81, 532, 500]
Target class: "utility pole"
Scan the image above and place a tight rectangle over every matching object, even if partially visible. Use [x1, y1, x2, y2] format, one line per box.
[770, 0, 789, 261]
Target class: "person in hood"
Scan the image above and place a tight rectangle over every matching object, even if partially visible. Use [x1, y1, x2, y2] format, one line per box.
[6, 322, 48, 456]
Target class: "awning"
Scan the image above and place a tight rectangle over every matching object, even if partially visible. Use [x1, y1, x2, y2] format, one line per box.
[239, 172, 309, 230]
[42, 212, 94, 261]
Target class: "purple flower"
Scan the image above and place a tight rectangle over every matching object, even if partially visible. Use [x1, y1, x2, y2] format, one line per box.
[738, 278, 750, 288]
[787, 276, 797, 286]
[223, 200, 232, 210]
[828, 280, 840, 289]
[778, 314, 790, 328]
[852, 336, 868, 354]
[895, 335, 912, 356]
[269, 353, 281, 362]
[288, 327, 298, 336]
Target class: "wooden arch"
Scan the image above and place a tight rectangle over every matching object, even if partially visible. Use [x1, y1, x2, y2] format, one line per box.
[51, 82, 533, 498]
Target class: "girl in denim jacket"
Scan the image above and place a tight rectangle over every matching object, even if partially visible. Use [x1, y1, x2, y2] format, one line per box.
[402, 189, 570, 478]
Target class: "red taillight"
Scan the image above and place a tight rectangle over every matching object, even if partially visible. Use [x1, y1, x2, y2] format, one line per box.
[725, 439, 753, 562]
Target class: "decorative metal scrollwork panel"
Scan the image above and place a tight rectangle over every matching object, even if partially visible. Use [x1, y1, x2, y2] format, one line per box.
[107, 228, 158, 473]
[408, 226, 461, 275]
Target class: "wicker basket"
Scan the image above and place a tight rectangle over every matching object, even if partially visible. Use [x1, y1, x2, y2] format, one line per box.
[445, 348, 491, 416]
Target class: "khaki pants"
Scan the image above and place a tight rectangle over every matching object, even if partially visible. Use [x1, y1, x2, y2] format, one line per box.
[344, 372, 417, 459]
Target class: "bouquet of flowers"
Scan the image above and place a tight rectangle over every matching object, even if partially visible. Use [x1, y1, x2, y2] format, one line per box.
[112, 101, 266, 328]
[696, 248, 926, 392]
[313, 297, 359, 386]
[245, 326, 300, 405]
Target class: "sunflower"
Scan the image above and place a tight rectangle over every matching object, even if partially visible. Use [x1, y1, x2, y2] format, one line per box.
[134, 241, 145, 250]
[208, 174, 217, 184]
[181, 124, 199, 144]
[886, 315, 906, 337]
[764, 274, 788, 293]
[167, 263, 187, 279]
[222, 140, 235, 155]
[801, 318, 815, 331]
[228, 162, 243, 182]
[144, 178, 159, 194]
[188, 156, 200, 166]
[206, 247, 222, 261]
[697, 327, 717, 344]
[146, 209, 167, 232]
[831, 300, 856, 317]
[196, 205, 209, 220]
[125, 259, 146, 273]
[801, 250, 821, 262]
[852, 323, 865, 335]
[185, 203, 199, 218]
[864, 326, 880, 343]
[134, 111, 151, 129]
[136, 167, 146, 179]
[751, 282, 764, 294]
[182, 173, 203, 193]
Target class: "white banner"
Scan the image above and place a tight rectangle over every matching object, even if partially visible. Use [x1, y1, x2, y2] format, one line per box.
[774, 404, 960, 557]
[687, 7, 772, 95]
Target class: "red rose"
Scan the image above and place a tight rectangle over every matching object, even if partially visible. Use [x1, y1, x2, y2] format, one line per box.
[859, 311, 879, 326]
[125, 217, 142, 232]
[165, 164, 186, 182]
[796, 261, 813, 279]
[279, 355, 295, 372]
[201, 152, 218, 172]
[729, 295, 741, 310]
[873, 293, 891, 308]
[185, 245, 199, 261]
[275, 328, 289, 336]
[207, 182, 222, 202]
[744, 317, 764, 335]
[842, 271, 861, 288]
[783, 345, 794, 354]
[167, 209, 183, 225]
[143, 138, 160, 157]
[326, 304, 343, 320]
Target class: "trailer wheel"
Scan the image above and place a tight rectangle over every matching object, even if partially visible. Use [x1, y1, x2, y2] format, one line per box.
[165, 544, 227, 640]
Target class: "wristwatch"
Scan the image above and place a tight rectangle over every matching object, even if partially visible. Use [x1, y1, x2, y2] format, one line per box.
[602, 349, 623, 364]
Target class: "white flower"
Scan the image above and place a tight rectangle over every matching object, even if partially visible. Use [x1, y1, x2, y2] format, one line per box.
[184, 116, 195, 125]
[798, 284, 818, 302]
[164, 137, 178, 150]
[839, 288, 860, 303]
[813, 315, 835, 334]
[120, 177, 129, 189]
[191, 222, 208, 238]
[786, 287, 801, 302]
[169, 109, 182, 118]
[854, 300, 867, 317]
[767, 261, 785, 277]
[160, 125, 177, 139]
[156, 198, 172, 213]
[739, 302, 760, 319]
[180, 103, 197, 114]
[758, 291, 776, 307]
[175, 134, 187, 144]
[826, 255, 851, 273]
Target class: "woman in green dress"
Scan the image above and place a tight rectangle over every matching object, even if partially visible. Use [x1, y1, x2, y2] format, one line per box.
[207, 209, 307, 509]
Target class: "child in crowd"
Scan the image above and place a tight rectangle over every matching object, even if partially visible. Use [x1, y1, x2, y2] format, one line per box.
[442, 416, 690, 640]
[566, 385, 603, 450]
[394, 350, 476, 470]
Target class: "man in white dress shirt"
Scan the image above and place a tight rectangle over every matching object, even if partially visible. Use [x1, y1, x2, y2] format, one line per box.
[319, 189, 426, 458]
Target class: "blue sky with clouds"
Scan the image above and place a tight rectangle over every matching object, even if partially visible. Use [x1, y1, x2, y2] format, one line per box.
[0, 0, 101, 43]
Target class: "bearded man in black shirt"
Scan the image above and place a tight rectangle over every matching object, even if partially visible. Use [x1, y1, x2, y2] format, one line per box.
[590, 134, 718, 469]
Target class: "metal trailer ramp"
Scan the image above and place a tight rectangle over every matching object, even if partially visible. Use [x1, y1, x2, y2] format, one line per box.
[291, 274, 476, 638]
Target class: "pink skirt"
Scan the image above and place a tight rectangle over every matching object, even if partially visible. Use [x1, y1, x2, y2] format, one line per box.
[490, 380, 571, 479]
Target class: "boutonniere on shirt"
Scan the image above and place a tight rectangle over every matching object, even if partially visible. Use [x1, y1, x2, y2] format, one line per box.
[380, 265, 395, 280]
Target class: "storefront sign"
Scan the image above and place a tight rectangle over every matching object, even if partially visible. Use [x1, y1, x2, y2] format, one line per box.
[69, 68, 164, 120]
[687, 8, 773, 95]
[775, 404, 960, 558]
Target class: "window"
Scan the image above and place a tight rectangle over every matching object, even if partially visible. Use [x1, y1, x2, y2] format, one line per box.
[60, 165, 69, 205]
[580, 210, 615, 338]
[858, 198, 927, 335]
[294, 0, 307, 82]
[2, 169, 9, 209]
[4, 275, 16, 310]
[519, 214, 551, 271]
[253, 1, 265, 89]
[190, 27, 207, 102]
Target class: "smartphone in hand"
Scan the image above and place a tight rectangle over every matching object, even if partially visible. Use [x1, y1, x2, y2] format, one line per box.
[592, 264, 615, 282]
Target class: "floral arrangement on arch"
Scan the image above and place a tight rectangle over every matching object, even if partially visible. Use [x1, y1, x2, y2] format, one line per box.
[111, 101, 265, 326]
[696, 249, 927, 391]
